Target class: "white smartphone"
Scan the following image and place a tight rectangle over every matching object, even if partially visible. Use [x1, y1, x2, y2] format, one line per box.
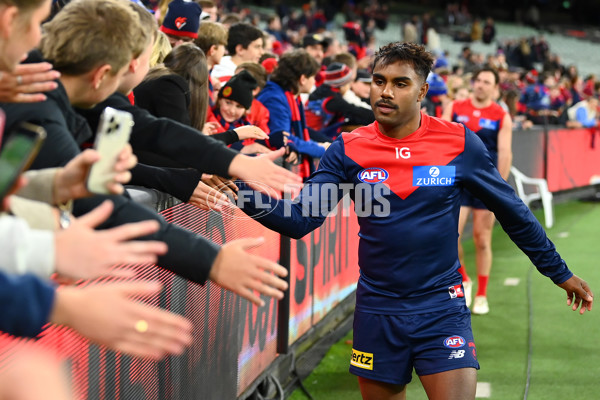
[86, 107, 134, 194]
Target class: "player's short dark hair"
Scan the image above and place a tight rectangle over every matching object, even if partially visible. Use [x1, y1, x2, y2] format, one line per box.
[473, 66, 500, 85]
[372, 42, 434, 83]
[227, 22, 264, 55]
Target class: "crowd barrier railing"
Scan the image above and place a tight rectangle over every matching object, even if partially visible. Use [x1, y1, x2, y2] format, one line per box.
[0, 162, 361, 400]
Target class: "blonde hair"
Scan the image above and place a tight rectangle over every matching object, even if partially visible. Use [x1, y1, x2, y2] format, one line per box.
[333, 52, 357, 70]
[156, 0, 172, 25]
[194, 21, 227, 54]
[150, 31, 172, 67]
[127, 1, 158, 57]
[41, 0, 143, 76]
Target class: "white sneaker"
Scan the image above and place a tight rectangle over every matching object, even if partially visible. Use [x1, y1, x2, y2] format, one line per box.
[472, 296, 489, 315]
[463, 280, 473, 308]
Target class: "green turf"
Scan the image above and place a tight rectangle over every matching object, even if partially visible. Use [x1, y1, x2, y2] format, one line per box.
[290, 200, 600, 399]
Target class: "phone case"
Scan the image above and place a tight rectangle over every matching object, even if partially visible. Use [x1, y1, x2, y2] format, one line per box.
[86, 107, 134, 194]
[0, 122, 47, 201]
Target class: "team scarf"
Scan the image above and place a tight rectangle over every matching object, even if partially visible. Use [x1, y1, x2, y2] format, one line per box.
[213, 107, 250, 131]
[208, 74, 215, 108]
[285, 90, 312, 178]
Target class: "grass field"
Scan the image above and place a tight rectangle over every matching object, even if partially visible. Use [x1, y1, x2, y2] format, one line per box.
[290, 200, 600, 399]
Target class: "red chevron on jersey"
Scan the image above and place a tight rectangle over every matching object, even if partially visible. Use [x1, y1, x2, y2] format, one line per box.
[343, 113, 465, 199]
[451, 98, 505, 134]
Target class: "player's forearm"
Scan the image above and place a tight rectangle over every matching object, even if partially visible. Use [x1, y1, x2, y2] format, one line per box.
[236, 182, 323, 239]
[497, 151, 512, 180]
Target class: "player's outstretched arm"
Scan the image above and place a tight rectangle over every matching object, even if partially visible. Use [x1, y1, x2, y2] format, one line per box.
[557, 275, 593, 314]
[228, 148, 302, 199]
[208, 237, 288, 307]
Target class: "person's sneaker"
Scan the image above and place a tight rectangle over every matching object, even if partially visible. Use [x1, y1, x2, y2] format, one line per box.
[472, 296, 489, 315]
[463, 280, 473, 308]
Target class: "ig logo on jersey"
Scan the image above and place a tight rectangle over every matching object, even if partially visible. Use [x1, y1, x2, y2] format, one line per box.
[358, 168, 389, 184]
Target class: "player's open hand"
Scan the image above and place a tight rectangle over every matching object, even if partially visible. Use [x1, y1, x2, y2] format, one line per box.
[228, 150, 302, 199]
[557, 275, 593, 314]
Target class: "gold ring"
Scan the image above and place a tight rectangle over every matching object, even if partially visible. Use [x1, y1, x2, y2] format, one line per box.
[15, 75, 22, 85]
[134, 319, 149, 333]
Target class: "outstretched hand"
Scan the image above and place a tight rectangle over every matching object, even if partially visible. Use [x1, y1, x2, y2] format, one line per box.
[188, 178, 231, 211]
[208, 237, 288, 306]
[234, 125, 270, 141]
[557, 275, 593, 314]
[50, 281, 193, 360]
[55, 200, 167, 280]
[228, 149, 302, 199]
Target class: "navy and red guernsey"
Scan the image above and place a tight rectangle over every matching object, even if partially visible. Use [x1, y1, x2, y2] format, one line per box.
[450, 98, 506, 165]
[240, 112, 572, 315]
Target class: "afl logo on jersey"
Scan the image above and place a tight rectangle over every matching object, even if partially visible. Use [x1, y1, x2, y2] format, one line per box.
[358, 168, 389, 184]
[444, 336, 466, 348]
[456, 115, 469, 123]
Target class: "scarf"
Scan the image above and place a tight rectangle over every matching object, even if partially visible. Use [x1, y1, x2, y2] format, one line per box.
[208, 73, 215, 108]
[285, 91, 312, 178]
[213, 108, 250, 131]
[285, 91, 310, 141]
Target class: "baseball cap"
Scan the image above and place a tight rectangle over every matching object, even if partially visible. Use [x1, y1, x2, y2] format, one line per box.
[302, 33, 326, 48]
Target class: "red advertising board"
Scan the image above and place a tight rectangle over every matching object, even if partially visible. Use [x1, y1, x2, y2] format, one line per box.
[288, 201, 360, 344]
[546, 128, 600, 192]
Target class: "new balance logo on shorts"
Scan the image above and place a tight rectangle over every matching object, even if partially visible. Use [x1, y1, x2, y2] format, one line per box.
[448, 350, 465, 359]
[350, 349, 373, 370]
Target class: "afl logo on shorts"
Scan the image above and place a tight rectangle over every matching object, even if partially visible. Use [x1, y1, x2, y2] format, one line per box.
[444, 336, 466, 348]
[358, 168, 389, 184]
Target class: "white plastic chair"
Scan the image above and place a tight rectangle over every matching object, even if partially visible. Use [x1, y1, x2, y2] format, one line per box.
[510, 166, 554, 228]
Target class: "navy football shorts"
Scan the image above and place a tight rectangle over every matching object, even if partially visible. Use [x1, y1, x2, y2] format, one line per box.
[460, 189, 488, 210]
[349, 306, 479, 385]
